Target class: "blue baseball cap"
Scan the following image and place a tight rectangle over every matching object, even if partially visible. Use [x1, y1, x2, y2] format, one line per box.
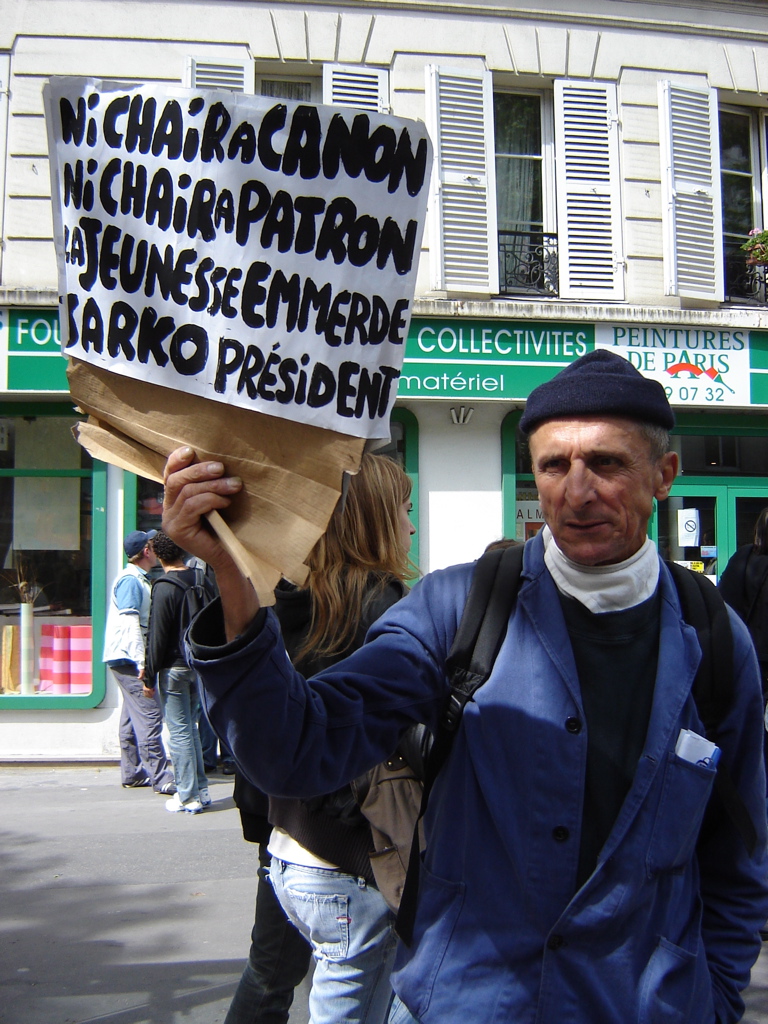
[124, 529, 157, 559]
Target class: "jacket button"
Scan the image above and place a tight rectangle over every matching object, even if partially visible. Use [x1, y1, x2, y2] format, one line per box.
[565, 717, 582, 734]
[552, 825, 570, 842]
[547, 934, 565, 950]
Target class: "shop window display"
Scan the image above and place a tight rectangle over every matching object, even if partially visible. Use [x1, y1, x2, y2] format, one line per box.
[0, 416, 93, 696]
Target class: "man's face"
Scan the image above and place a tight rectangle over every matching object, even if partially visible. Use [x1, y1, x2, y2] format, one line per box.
[529, 416, 678, 566]
[143, 544, 159, 568]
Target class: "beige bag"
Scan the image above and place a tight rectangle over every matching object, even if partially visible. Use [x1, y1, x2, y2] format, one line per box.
[353, 752, 425, 913]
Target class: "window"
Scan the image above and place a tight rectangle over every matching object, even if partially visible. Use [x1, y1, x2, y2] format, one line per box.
[0, 412, 106, 707]
[426, 68, 623, 300]
[719, 106, 767, 303]
[676, 432, 768, 476]
[494, 91, 557, 296]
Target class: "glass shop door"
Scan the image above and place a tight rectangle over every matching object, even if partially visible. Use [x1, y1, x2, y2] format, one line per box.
[652, 481, 768, 583]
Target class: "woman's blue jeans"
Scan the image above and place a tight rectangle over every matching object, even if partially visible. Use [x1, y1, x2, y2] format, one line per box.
[270, 857, 397, 1024]
[157, 665, 207, 803]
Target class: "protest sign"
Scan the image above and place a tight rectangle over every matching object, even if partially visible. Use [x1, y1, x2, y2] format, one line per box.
[44, 78, 431, 600]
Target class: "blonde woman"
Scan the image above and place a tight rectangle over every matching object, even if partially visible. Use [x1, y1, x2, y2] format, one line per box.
[227, 453, 415, 1024]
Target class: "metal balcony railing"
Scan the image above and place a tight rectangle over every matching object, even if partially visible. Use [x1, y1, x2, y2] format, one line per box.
[498, 230, 559, 297]
[724, 241, 768, 305]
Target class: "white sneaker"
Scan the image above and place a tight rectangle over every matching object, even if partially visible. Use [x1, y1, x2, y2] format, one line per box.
[199, 788, 212, 807]
[165, 793, 204, 814]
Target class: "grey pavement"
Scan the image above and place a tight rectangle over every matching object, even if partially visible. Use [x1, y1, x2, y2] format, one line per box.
[2, 765, 768, 1024]
[0, 764, 311, 1024]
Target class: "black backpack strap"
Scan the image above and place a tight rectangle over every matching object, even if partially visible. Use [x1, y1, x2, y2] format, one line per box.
[667, 562, 732, 736]
[667, 562, 758, 857]
[396, 543, 525, 945]
[441, 543, 525, 733]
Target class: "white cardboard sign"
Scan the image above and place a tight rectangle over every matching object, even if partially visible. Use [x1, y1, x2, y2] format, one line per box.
[44, 78, 432, 440]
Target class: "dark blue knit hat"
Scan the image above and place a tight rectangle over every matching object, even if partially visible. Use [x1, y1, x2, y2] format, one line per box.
[519, 349, 675, 434]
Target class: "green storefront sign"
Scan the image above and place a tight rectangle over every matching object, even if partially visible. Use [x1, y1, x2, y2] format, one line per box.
[3, 308, 768, 409]
[4, 309, 68, 392]
[401, 318, 594, 399]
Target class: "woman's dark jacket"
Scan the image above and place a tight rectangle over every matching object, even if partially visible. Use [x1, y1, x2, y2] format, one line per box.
[234, 575, 407, 880]
[719, 545, 768, 665]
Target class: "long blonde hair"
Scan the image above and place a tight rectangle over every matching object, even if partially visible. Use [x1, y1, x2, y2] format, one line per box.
[296, 453, 413, 662]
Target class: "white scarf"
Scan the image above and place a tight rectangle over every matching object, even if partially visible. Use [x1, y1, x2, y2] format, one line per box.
[542, 526, 659, 613]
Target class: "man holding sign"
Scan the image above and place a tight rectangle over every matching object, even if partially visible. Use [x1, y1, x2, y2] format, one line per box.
[163, 351, 768, 1024]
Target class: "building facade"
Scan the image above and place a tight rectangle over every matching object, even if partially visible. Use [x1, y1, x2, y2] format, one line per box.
[2, 0, 768, 758]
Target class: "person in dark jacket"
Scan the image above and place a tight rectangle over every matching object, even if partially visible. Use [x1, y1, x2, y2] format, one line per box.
[719, 507, 768, 691]
[719, 506, 768, 782]
[225, 453, 414, 1024]
[145, 531, 210, 814]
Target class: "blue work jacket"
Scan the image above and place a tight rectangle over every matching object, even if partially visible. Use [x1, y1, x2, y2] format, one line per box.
[189, 533, 768, 1024]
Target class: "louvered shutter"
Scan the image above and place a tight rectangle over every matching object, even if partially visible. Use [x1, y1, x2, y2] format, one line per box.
[322, 65, 389, 112]
[554, 80, 624, 300]
[426, 65, 498, 295]
[658, 82, 723, 300]
[0, 55, 8, 282]
[185, 57, 254, 94]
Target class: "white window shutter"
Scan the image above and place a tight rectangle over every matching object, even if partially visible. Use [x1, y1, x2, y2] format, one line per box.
[425, 65, 498, 295]
[658, 82, 723, 301]
[554, 80, 624, 301]
[322, 65, 389, 112]
[185, 57, 255, 94]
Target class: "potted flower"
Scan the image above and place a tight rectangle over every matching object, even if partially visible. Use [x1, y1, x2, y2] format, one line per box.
[740, 228, 768, 265]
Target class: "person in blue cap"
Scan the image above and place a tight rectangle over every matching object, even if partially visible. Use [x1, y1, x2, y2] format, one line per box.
[103, 528, 175, 793]
[162, 349, 768, 1024]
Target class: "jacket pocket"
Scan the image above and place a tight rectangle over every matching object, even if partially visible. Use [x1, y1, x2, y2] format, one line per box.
[646, 751, 716, 876]
[638, 936, 713, 1024]
[395, 863, 465, 1017]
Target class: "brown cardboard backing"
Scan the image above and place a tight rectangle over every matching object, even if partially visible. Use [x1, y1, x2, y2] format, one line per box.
[67, 360, 364, 604]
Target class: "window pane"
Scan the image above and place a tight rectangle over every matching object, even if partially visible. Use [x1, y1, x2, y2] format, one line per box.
[735, 497, 768, 548]
[0, 416, 92, 470]
[719, 109, 755, 243]
[494, 94, 541, 156]
[720, 110, 752, 173]
[515, 485, 545, 541]
[0, 476, 93, 695]
[496, 156, 543, 232]
[656, 494, 718, 577]
[261, 79, 312, 102]
[678, 433, 768, 476]
[722, 174, 754, 238]
[138, 476, 164, 535]
[373, 419, 405, 463]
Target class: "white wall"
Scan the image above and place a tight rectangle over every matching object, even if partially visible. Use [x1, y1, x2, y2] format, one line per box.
[407, 399, 511, 573]
[0, 706, 120, 760]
